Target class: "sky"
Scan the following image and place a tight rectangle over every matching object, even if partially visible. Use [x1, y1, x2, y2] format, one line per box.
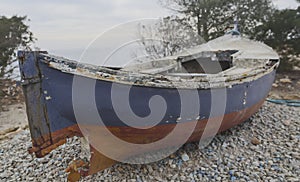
[0, 0, 299, 65]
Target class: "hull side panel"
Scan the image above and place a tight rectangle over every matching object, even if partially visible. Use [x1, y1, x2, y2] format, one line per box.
[19, 53, 276, 157]
[39, 61, 275, 130]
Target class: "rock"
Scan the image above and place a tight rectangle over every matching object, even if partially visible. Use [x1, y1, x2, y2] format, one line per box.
[171, 173, 178, 180]
[251, 137, 261, 145]
[136, 176, 142, 182]
[0, 171, 8, 178]
[154, 176, 163, 181]
[147, 165, 153, 173]
[169, 154, 176, 159]
[180, 176, 186, 181]
[181, 153, 190, 162]
[272, 83, 279, 88]
[283, 120, 291, 126]
[268, 160, 274, 165]
[279, 78, 292, 84]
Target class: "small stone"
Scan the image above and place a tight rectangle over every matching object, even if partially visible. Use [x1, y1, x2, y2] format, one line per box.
[147, 165, 153, 173]
[0, 171, 8, 178]
[251, 137, 261, 145]
[268, 160, 274, 165]
[181, 153, 190, 162]
[230, 176, 237, 181]
[171, 174, 178, 180]
[180, 176, 186, 181]
[136, 176, 142, 182]
[283, 120, 291, 126]
[169, 154, 176, 159]
[154, 176, 163, 181]
[279, 78, 292, 84]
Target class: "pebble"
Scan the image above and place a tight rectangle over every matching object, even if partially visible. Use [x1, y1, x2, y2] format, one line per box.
[279, 78, 292, 84]
[0, 102, 299, 181]
[181, 153, 190, 162]
[171, 164, 176, 169]
[283, 120, 291, 126]
[180, 175, 186, 181]
[146, 165, 153, 173]
[251, 137, 261, 145]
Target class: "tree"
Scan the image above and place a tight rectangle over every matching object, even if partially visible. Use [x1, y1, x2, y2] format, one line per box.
[159, 0, 275, 41]
[261, 8, 299, 54]
[256, 6, 300, 71]
[137, 16, 204, 60]
[139, 0, 274, 59]
[0, 15, 35, 78]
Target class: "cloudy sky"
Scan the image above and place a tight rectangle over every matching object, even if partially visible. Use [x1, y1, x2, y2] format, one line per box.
[0, 0, 299, 64]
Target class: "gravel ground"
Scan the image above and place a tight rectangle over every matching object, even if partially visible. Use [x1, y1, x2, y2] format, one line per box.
[0, 102, 299, 182]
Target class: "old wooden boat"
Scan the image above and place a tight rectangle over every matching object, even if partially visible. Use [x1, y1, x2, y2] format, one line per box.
[18, 33, 279, 178]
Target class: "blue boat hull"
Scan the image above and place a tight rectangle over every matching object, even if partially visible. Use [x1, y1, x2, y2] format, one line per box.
[18, 51, 276, 174]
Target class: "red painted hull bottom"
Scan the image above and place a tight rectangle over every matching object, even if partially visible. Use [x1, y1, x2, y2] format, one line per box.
[108, 100, 264, 144]
[30, 99, 265, 177]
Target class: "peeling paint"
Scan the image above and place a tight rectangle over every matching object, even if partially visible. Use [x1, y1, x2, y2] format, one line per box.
[40, 35, 279, 90]
[45, 56, 277, 89]
[176, 118, 182, 123]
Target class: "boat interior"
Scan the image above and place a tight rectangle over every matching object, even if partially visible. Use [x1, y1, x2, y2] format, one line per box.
[42, 35, 280, 87]
[121, 50, 276, 78]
